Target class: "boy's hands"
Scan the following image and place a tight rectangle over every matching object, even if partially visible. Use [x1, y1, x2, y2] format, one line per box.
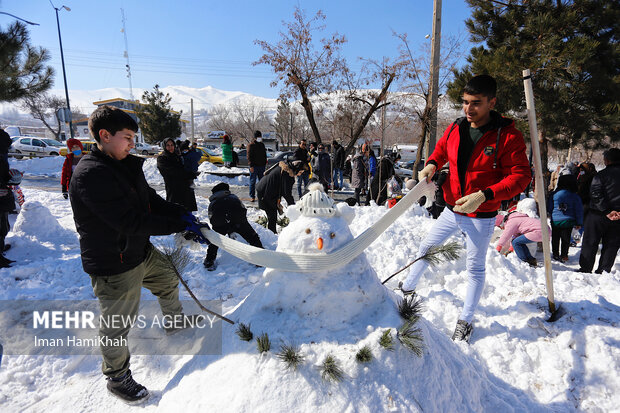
[181, 213, 210, 244]
[418, 164, 436, 183]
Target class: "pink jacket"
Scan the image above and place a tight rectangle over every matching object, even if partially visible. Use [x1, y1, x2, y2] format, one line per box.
[495, 212, 549, 249]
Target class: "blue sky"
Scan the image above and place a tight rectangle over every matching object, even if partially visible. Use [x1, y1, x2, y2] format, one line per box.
[2, 0, 475, 99]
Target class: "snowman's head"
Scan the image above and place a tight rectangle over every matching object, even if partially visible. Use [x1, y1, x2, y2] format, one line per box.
[279, 183, 355, 254]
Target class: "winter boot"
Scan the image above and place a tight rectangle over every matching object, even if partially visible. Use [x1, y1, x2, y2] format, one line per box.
[203, 258, 217, 271]
[106, 370, 149, 404]
[451, 320, 473, 343]
[164, 314, 206, 336]
[526, 257, 538, 267]
[398, 281, 415, 296]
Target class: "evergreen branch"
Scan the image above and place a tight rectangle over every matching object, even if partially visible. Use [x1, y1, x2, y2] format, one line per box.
[256, 333, 271, 353]
[381, 241, 463, 285]
[320, 355, 345, 383]
[397, 320, 425, 357]
[235, 322, 253, 342]
[379, 329, 395, 351]
[398, 293, 424, 323]
[355, 346, 373, 363]
[276, 343, 305, 370]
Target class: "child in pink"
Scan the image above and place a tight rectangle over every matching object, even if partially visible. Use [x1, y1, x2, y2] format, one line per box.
[495, 198, 549, 266]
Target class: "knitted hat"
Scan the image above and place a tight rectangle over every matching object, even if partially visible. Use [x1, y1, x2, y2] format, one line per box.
[516, 198, 538, 218]
[212, 182, 229, 194]
[295, 182, 336, 217]
[66, 138, 83, 150]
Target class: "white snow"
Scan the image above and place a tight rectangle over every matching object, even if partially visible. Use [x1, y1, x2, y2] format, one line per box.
[0, 157, 618, 412]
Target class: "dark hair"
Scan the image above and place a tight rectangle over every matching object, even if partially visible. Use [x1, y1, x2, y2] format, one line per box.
[254, 130, 262, 139]
[463, 74, 497, 98]
[222, 134, 231, 144]
[88, 105, 138, 143]
[556, 173, 577, 192]
[212, 182, 230, 193]
[603, 147, 620, 164]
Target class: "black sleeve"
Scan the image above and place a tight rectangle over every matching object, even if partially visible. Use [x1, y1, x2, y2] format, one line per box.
[148, 187, 187, 217]
[282, 175, 295, 206]
[157, 155, 195, 181]
[589, 174, 607, 213]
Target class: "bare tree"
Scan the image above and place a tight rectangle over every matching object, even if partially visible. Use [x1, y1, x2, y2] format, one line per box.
[232, 99, 271, 143]
[20, 93, 65, 139]
[394, 31, 465, 178]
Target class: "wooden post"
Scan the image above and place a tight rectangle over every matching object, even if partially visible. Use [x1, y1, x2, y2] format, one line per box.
[523, 69, 556, 314]
[190, 98, 195, 144]
[427, 0, 442, 155]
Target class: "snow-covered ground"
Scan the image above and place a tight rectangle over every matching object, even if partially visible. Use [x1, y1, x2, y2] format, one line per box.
[0, 157, 618, 412]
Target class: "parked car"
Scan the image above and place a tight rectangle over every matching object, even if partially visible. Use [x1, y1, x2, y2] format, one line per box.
[59, 140, 97, 156]
[132, 142, 160, 155]
[236, 149, 287, 167]
[10, 137, 63, 159]
[198, 147, 224, 165]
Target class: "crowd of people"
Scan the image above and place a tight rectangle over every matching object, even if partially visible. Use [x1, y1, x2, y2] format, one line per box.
[1, 72, 618, 404]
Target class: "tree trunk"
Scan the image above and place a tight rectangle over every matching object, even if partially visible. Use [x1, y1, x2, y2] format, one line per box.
[343, 73, 395, 156]
[539, 129, 550, 192]
[412, 105, 431, 180]
[297, 82, 322, 144]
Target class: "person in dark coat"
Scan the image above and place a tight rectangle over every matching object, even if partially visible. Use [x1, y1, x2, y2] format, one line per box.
[0, 128, 14, 268]
[311, 143, 332, 192]
[332, 140, 346, 190]
[293, 139, 310, 198]
[248, 130, 267, 201]
[157, 138, 198, 211]
[203, 182, 263, 270]
[368, 153, 402, 206]
[577, 148, 620, 273]
[69, 105, 207, 402]
[351, 145, 368, 205]
[180, 140, 201, 174]
[257, 160, 308, 233]
[547, 173, 583, 262]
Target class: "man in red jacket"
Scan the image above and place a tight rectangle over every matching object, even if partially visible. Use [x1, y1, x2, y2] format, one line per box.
[400, 74, 531, 343]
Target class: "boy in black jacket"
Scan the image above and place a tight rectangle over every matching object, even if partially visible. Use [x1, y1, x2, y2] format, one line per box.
[203, 182, 263, 270]
[69, 106, 208, 404]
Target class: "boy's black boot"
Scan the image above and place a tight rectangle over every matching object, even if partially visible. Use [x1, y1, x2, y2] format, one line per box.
[106, 370, 149, 404]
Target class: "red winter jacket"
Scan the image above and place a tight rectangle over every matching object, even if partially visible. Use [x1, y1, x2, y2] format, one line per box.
[428, 112, 531, 217]
[61, 153, 76, 192]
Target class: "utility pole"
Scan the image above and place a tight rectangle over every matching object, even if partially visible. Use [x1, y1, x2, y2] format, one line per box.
[190, 98, 195, 144]
[427, 0, 442, 156]
[53, 4, 74, 139]
[289, 110, 293, 149]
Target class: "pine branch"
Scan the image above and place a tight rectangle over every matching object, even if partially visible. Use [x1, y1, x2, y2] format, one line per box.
[379, 329, 394, 351]
[276, 343, 305, 370]
[397, 320, 425, 357]
[355, 346, 373, 363]
[382, 241, 463, 285]
[256, 333, 271, 353]
[320, 355, 345, 383]
[398, 293, 424, 323]
[235, 322, 253, 342]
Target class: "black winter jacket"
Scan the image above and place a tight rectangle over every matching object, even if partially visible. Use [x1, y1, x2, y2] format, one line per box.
[256, 161, 296, 210]
[333, 145, 345, 169]
[589, 163, 620, 215]
[69, 147, 187, 276]
[208, 190, 248, 230]
[157, 150, 198, 211]
[248, 141, 267, 167]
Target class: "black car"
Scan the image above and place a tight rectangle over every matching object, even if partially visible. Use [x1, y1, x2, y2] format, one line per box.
[236, 150, 294, 168]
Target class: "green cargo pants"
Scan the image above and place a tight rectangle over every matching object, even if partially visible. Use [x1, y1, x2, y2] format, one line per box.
[90, 245, 182, 378]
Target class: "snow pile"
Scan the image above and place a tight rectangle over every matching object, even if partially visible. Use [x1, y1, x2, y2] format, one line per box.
[9, 156, 65, 178]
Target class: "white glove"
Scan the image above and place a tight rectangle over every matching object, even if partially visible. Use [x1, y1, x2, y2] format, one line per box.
[453, 190, 486, 214]
[418, 164, 436, 183]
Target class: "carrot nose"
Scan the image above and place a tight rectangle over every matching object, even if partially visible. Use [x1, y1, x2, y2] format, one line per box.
[316, 237, 324, 250]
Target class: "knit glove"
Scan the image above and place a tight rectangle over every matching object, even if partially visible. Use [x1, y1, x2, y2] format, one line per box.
[418, 164, 436, 183]
[181, 213, 210, 245]
[453, 190, 486, 214]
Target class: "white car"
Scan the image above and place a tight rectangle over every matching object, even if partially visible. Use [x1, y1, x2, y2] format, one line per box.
[10, 136, 63, 159]
[132, 142, 160, 155]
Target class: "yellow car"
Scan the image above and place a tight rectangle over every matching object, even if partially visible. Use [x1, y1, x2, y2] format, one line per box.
[59, 140, 97, 156]
[198, 147, 224, 165]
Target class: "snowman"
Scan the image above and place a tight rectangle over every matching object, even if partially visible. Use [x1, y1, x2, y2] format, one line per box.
[232, 183, 400, 342]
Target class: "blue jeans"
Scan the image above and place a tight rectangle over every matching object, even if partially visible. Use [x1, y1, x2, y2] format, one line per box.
[401, 208, 495, 323]
[249, 166, 265, 198]
[333, 168, 343, 189]
[512, 235, 535, 262]
[297, 171, 309, 198]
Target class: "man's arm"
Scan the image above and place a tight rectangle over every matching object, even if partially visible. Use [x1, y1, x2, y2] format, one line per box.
[589, 174, 608, 213]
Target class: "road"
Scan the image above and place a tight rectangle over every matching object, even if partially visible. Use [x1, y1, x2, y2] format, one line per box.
[21, 174, 356, 209]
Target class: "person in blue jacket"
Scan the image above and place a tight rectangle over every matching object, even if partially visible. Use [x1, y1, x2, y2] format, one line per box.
[547, 174, 583, 262]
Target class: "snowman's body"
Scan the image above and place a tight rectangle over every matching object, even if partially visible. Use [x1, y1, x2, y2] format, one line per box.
[232, 184, 399, 342]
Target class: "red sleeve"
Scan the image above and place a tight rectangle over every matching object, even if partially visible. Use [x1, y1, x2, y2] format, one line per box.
[61, 155, 72, 191]
[487, 129, 531, 201]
